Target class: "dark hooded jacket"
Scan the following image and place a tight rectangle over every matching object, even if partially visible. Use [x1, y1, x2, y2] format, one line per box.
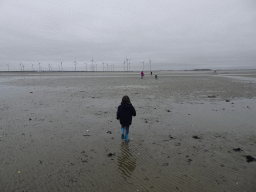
[117, 103, 136, 126]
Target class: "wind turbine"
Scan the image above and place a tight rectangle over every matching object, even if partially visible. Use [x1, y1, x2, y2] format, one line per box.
[19, 62, 22, 71]
[38, 61, 41, 72]
[126, 56, 132, 71]
[73, 59, 77, 72]
[149, 57, 154, 72]
[141, 61, 145, 71]
[84, 63, 87, 72]
[32, 64, 34, 71]
[106, 63, 109, 71]
[90, 56, 95, 71]
[60, 61, 63, 72]
[102, 61, 105, 71]
[123, 60, 126, 71]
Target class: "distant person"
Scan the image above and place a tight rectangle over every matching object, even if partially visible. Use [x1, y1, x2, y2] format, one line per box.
[155, 75, 158, 80]
[116, 96, 136, 142]
[151, 71, 152, 76]
[141, 71, 144, 79]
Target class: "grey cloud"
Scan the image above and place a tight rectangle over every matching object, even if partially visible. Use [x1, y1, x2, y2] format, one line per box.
[0, 0, 255, 71]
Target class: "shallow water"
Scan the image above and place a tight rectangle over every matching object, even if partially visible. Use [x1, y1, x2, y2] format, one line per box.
[170, 98, 256, 133]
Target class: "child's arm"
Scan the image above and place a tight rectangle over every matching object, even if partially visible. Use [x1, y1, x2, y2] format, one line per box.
[116, 106, 120, 120]
[131, 106, 136, 117]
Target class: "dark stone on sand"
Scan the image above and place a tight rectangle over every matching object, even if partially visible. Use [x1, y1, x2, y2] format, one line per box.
[83, 135, 90, 136]
[169, 135, 174, 139]
[30, 92, 33, 93]
[39, 160, 42, 164]
[107, 131, 112, 134]
[226, 100, 230, 102]
[208, 95, 216, 98]
[81, 160, 87, 163]
[192, 136, 201, 139]
[29, 118, 32, 121]
[22, 133, 25, 135]
[167, 110, 171, 112]
[162, 163, 169, 166]
[245, 155, 256, 163]
[107, 153, 115, 157]
[187, 159, 192, 162]
[233, 148, 243, 152]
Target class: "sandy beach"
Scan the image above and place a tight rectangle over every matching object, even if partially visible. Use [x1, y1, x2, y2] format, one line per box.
[0, 70, 256, 192]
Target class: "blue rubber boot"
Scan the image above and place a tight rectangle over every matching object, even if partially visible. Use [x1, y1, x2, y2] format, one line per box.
[121, 128, 125, 139]
[125, 134, 129, 142]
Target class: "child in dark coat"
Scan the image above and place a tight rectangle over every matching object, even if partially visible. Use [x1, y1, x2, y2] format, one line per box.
[116, 96, 136, 142]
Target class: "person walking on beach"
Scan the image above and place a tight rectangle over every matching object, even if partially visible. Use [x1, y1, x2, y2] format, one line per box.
[116, 96, 136, 142]
[141, 71, 144, 79]
[151, 71, 152, 76]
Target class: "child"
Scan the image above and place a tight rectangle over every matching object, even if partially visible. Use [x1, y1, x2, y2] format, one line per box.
[155, 74, 158, 80]
[116, 96, 136, 142]
[141, 71, 144, 79]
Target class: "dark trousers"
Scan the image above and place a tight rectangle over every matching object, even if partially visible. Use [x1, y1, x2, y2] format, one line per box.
[121, 126, 130, 134]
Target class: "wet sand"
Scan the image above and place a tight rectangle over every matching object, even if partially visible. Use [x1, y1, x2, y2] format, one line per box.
[0, 70, 256, 192]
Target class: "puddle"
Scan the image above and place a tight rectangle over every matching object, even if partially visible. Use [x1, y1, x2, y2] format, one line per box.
[218, 75, 256, 84]
[169, 98, 256, 134]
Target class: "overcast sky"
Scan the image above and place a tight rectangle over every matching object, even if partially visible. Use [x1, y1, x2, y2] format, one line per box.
[0, 0, 256, 71]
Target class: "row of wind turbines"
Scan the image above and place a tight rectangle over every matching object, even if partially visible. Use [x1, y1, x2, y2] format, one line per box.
[6, 57, 154, 72]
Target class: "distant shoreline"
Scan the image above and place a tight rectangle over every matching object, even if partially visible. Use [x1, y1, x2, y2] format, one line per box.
[0, 69, 256, 73]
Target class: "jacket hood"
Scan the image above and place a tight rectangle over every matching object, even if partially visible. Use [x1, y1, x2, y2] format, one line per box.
[121, 102, 132, 109]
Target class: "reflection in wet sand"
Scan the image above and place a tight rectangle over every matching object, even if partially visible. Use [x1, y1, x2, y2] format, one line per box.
[117, 142, 136, 178]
